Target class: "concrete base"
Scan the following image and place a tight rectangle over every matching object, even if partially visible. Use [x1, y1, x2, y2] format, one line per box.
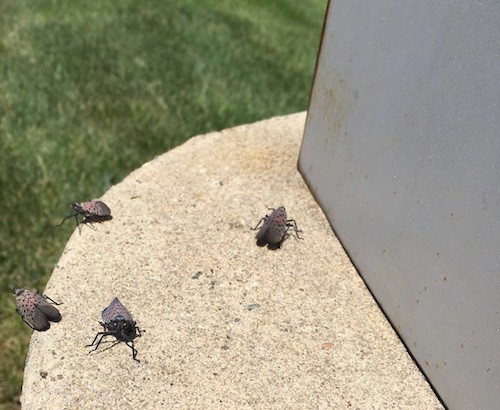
[21, 113, 443, 409]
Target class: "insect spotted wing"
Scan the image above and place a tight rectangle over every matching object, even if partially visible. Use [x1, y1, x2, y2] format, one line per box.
[14, 288, 62, 331]
[75, 201, 111, 218]
[58, 199, 112, 233]
[101, 297, 134, 324]
[87, 297, 143, 361]
[253, 206, 303, 249]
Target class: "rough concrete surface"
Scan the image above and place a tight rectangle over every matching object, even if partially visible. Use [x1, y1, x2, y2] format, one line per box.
[21, 113, 443, 409]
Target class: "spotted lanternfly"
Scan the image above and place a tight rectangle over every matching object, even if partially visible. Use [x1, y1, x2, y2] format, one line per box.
[58, 200, 112, 234]
[252, 206, 303, 249]
[13, 288, 62, 331]
[87, 297, 142, 362]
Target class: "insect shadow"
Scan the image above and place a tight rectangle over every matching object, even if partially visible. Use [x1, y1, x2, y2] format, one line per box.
[252, 206, 303, 250]
[58, 200, 112, 234]
[87, 297, 143, 362]
[13, 288, 62, 331]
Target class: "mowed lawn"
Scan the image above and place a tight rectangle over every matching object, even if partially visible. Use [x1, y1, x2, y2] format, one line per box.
[0, 0, 325, 406]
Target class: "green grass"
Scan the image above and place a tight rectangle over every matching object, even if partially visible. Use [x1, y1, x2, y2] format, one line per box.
[0, 0, 325, 407]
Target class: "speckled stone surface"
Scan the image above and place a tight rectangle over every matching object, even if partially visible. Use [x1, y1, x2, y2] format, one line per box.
[21, 113, 443, 409]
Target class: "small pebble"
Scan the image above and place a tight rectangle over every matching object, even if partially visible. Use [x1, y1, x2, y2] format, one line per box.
[247, 303, 260, 311]
[192, 271, 203, 280]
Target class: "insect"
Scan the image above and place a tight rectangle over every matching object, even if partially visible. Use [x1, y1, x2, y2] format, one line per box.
[13, 288, 62, 331]
[58, 200, 112, 234]
[252, 206, 303, 249]
[87, 297, 142, 362]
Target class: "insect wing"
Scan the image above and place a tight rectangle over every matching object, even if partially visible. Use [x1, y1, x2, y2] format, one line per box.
[255, 217, 271, 244]
[266, 222, 286, 244]
[102, 297, 133, 323]
[15, 289, 37, 327]
[266, 207, 287, 244]
[32, 308, 51, 331]
[85, 200, 111, 217]
[36, 302, 62, 322]
[272, 206, 288, 222]
[14, 288, 61, 331]
[95, 201, 111, 216]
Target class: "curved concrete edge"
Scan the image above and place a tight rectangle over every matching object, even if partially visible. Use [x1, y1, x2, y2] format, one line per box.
[21, 112, 443, 409]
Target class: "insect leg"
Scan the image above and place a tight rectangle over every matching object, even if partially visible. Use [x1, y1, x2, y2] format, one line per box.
[251, 217, 267, 231]
[86, 331, 115, 351]
[94, 339, 122, 355]
[42, 294, 62, 305]
[82, 217, 97, 231]
[57, 213, 78, 227]
[86, 333, 104, 349]
[286, 219, 303, 240]
[75, 214, 82, 234]
[125, 341, 140, 362]
[275, 232, 290, 249]
[135, 325, 144, 337]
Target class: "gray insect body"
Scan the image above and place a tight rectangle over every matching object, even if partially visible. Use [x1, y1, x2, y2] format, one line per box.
[253, 206, 302, 248]
[87, 297, 142, 362]
[59, 200, 112, 233]
[13, 288, 62, 331]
